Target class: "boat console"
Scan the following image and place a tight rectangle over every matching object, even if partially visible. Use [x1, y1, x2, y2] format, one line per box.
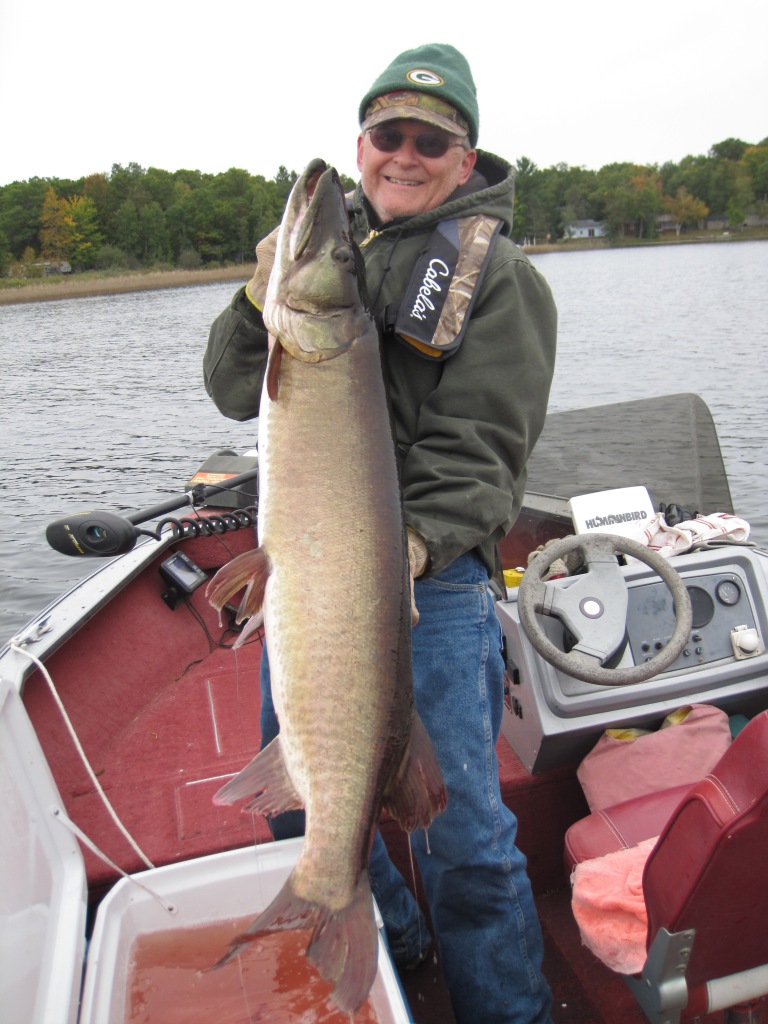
[498, 543, 768, 772]
[496, 391, 768, 773]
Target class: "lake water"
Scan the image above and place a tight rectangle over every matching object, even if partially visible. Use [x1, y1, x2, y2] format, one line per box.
[1, 240, 767, 642]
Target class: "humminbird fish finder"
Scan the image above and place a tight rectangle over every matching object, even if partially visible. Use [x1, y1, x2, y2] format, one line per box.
[159, 551, 208, 609]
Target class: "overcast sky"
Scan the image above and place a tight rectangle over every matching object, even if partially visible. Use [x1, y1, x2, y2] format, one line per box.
[1, 0, 765, 188]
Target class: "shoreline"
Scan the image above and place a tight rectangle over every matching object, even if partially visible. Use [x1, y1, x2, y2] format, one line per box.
[0, 264, 251, 306]
[2, 231, 766, 306]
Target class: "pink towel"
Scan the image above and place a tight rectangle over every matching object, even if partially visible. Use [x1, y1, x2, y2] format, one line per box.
[571, 837, 658, 974]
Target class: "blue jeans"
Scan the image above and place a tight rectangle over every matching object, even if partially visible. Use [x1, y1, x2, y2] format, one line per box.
[259, 552, 552, 1024]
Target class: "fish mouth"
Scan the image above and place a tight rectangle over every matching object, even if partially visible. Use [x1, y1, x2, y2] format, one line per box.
[285, 302, 354, 318]
[264, 157, 369, 361]
[288, 159, 345, 262]
[279, 158, 364, 319]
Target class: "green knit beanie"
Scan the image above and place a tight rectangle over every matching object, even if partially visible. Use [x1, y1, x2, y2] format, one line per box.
[359, 43, 479, 147]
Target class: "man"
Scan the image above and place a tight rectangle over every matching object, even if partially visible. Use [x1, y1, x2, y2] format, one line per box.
[204, 43, 557, 1024]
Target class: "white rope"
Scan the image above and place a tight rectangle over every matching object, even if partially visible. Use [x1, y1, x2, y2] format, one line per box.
[10, 641, 155, 870]
[50, 805, 176, 914]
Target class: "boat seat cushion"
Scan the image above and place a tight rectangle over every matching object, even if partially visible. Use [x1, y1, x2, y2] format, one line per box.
[575, 704, 731, 812]
[566, 710, 768, 999]
[564, 783, 691, 874]
[643, 709, 768, 986]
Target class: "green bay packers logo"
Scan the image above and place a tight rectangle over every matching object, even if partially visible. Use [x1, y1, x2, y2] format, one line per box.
[406, 68, 444, 87]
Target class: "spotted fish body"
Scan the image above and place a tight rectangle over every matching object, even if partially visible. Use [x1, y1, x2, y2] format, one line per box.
[206, 159, 446, 1013]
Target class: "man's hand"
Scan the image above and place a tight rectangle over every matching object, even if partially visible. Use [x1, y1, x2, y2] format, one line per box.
[245, 227, 279, 311]
[407, 529, 429, 626]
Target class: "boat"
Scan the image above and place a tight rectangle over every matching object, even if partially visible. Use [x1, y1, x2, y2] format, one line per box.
[2, 392, 767, 1023]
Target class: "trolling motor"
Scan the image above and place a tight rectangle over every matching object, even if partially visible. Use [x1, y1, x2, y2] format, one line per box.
[45, 466, 259, 557]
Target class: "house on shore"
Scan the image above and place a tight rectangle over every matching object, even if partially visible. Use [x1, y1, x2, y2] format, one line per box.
[564, 219, 606, 239]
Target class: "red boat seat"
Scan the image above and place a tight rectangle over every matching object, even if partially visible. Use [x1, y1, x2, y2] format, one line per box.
[564, 782, 691, 873]
[565, 709, 768, 1023]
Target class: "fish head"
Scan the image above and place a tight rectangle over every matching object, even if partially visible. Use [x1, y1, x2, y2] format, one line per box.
[263, 158, 370, 362]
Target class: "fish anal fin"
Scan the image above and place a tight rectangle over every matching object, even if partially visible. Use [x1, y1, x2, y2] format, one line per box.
[213, 736, 303, 816]
[207, 875, 317, 970]
[383, 711, 447, 832]
[266, 336, 283, 400]
[308, 870, 379, 1014]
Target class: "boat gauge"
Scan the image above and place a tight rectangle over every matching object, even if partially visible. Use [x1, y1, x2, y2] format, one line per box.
[715, 579, 741, 606]
[685, 585, 715, 628]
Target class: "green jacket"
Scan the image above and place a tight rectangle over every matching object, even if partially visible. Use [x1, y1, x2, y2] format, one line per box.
[203, 150, 557, 578]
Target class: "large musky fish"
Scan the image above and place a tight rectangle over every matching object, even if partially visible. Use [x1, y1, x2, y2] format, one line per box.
[206, 158, 446, 1013]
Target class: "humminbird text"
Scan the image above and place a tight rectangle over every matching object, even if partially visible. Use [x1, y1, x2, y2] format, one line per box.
[585, 510, 649, 529]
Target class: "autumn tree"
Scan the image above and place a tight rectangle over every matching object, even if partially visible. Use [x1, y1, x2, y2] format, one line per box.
[65, 194, 103, 268]
[598, 166, 664, 239]
[662, 187, 709, 235]
[21, 245, 43, 277]
[39, 186, 71, 262]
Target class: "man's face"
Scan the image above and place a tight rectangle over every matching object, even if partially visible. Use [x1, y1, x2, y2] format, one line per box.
[357, 119, 477, 223]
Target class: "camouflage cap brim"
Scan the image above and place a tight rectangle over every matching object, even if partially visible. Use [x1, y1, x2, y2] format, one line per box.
[362, 91, 469, 138]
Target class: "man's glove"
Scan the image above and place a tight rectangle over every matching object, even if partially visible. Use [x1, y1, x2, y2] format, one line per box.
[245, 227, 279, 312]
[407, 529, 429, 626]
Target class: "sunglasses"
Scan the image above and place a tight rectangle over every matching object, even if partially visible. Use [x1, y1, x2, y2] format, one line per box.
[367, 124, 466, 160]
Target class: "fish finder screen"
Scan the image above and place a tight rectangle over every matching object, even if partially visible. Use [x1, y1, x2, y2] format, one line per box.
[160, 552, 208, 593]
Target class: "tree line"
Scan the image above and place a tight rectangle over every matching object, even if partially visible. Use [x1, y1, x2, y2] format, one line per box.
[1, 136, 766, 276]
[0, 163, 310, 277]
[513, 137, 767, 243]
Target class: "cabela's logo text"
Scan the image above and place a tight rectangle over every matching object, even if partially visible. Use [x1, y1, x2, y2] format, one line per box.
[409, 258, 450, 321]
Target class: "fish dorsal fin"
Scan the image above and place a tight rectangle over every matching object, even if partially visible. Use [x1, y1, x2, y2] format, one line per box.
[383, 711, 447, 832]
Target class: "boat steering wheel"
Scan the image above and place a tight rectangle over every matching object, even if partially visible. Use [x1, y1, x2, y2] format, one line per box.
[517, 533, 692, 686]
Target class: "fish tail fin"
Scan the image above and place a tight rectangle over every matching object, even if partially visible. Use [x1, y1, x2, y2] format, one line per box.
[308, 870, 379, 1014]
[209, 871, 379, 1014]
[205, 547, 270, 646]
[213, 736, 303, 816]
[384, 710, 448, 832]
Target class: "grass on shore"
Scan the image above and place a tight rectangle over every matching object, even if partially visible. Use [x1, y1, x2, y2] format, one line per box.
[2, 228, 766, 306]
[0, 264, 251, 306]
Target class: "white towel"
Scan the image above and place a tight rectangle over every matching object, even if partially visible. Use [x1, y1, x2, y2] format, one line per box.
[629, 512, 750, 560]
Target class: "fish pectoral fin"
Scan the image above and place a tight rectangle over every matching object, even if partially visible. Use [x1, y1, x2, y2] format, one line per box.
[308, 870, 379, 1014]
[213, 736, 304, 816]
[205, 547, 270, 627]
[383, 711, 448, 832]
[265, 336, 283, 400]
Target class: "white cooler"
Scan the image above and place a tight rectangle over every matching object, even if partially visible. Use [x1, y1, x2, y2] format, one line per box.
[0, 678, 411, 1023]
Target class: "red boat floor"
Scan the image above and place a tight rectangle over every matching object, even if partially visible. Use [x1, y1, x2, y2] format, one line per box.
[20, 534, 726, 1024]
